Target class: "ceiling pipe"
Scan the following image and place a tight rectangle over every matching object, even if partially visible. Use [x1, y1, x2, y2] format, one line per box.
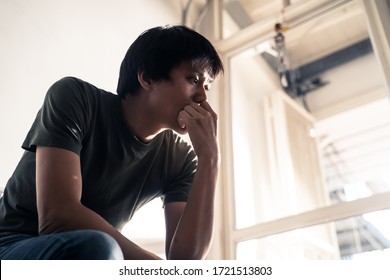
[182, 0, 193, 26]
[182, 0, 212, 29]
[193, 0, 212, 29]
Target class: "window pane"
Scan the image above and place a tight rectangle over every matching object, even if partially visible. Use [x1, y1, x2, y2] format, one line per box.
[236, 210, 390, 260]
[230, 48, 277, 229]
[316, 98, 390, 204]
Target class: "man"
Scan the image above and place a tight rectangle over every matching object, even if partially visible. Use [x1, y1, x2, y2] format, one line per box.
[0, 25, 223, 260]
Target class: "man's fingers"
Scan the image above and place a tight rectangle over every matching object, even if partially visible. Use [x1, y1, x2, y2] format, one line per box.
[199, 101, 218, 120]
[183, 104, 200, 117]
[179, 101, 218, 132]
[186, 102, 216, 118]
[199, 100, 215, 112]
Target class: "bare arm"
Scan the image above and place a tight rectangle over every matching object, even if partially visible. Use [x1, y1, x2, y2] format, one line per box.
[165, 101, 219, 259]
[36, 146, 161, 260]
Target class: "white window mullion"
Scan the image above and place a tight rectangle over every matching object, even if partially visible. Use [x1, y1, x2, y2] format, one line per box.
[232, 191, 390, 243]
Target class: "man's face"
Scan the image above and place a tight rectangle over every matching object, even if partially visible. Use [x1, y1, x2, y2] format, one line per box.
[150, 61, 214, 134]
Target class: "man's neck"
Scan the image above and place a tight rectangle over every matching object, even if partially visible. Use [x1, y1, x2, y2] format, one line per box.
[120, 94, 165, 143]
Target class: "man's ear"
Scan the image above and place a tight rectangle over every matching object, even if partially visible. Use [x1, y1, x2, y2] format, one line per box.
[137, 71, 153, 91]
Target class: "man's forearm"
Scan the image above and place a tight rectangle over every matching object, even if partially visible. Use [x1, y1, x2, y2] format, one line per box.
[167, 157, 219, 259]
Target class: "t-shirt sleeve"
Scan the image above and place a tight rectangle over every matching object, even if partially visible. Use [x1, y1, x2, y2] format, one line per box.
[161, 145, 198, 206]
[22, 77, 92, 155]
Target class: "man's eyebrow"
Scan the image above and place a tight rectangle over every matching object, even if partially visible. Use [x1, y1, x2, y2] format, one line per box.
[191, 70, 214, 83]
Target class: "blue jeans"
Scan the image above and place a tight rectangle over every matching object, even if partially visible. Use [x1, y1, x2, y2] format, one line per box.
[0, 230, 124, 260]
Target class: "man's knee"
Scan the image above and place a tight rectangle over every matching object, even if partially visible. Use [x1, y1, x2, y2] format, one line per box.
[65, 230, 124, 260]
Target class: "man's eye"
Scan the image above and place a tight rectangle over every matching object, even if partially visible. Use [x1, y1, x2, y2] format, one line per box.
[192, 78, 199, 85]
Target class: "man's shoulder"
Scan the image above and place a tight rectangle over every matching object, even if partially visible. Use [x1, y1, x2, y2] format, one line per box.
[50, 76, 86, 89]
[50, 76, 101, 93]
[47, 76, 115, 103]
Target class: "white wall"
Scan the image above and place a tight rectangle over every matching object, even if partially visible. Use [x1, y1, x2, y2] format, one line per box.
[0, 0, 182, 189]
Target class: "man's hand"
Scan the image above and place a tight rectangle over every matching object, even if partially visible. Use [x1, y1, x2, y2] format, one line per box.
[177, 101, 218, 161]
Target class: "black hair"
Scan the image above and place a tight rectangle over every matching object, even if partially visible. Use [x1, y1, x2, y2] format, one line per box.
[117, 25, 224, 98]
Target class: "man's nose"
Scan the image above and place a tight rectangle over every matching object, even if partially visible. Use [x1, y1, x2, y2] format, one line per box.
[193, 86, 207, 103]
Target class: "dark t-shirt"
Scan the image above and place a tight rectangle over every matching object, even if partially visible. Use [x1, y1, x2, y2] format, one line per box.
[0, 77, 197, 235]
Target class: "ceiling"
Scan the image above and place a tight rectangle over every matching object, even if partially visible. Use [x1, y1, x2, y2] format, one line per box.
[187, 0, 370, 70]
[224, 0, 369, 67]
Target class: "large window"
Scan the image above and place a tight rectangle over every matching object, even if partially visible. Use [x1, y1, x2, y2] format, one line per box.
[218, 0, 390, 259]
